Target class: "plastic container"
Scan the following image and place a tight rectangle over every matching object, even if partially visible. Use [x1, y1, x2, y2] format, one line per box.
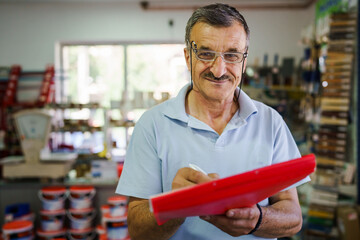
[39, 186, 67, 211]
[5, 212, 35, 223]
[36, 229, 66, 240]
[100, 205, 110, 216]
[4, 203, 32, 223]
[68, 228, 95, 240]
[104, 213, 128, 240]
[96, 225, 107, 240]
[108, 196, 127, 217]
[96, 225, 106, 235]
[67, 208, 96, 230]
[2, 220, 34, 240]
[39, 209, 65, 231]
[69, 186, 96, 209]
[100, 205, 110, 227]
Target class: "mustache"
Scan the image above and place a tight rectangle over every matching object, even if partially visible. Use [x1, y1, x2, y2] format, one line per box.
[202, 72, 231, 81]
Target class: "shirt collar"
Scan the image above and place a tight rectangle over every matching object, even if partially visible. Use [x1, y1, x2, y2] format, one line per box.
[162, 83, 258, 126]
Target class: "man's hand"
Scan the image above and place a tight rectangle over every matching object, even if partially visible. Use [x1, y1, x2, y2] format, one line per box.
[200, 205, 261, 237]
[172, 167, 219, 190]
[200, 189, 303, 238]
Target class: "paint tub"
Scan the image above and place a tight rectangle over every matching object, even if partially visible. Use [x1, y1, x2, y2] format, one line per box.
[108, 196, 127, 217]
[99, 234, 107, 240]
[96, 225, 106, 235]
[100, 204, 110, 216]
[2, 220, 34, 240]
[39, 209, 65, 231]
[96, 225, 107, 240]
[68, 228, 95, 240]
[104, 213, 128, 240]
[6, 212, 35, 223]
[100, 205, 110, 227]
[69, 186, 95, 209]
[38, 186, 67, 211]
[67, 208, 96, 230]
[36, 229, 66, 240]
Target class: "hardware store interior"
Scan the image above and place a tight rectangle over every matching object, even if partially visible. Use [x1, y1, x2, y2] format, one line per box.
[0, 0, 359, 239]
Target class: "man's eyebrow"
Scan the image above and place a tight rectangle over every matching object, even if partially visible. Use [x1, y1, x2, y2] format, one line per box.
[198, 46, 244, 52]
[227, 48, 240, 52]
[198, 46, 211, 50]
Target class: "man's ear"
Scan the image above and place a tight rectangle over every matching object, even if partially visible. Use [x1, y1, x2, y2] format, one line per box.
[184, 47, 191, 71]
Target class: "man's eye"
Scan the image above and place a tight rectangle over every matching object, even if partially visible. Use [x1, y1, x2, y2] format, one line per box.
[224, 53, 240, 61]
[198, 51, 215, 59]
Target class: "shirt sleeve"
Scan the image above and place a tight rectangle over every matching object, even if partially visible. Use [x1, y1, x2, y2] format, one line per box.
[272, 115, 311, 190]
[115, 116, 162, 199]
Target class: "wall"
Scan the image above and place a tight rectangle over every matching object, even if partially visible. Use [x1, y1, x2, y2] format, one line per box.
[0, 2, 315, 70]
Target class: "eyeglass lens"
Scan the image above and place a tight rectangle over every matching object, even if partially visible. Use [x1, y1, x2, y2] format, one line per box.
[196, 50, 244, 63]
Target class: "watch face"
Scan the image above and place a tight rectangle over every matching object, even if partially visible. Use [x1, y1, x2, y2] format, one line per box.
[16, 114, 50, 139]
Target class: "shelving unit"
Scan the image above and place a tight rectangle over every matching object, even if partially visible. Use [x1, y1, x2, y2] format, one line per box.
[304, 11, 358, 240]
[105, 91, 170, 162]
[0, 65, 55, 158]
[47, 102, 104, 155]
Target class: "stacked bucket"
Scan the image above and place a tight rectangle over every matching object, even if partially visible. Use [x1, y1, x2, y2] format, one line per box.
[37, 186, 67, 239]
[98, 195, 129, 240]
[2, 220, 34, 240]
[67, 186, 96, 240]
[36, 185, 96, 240]
[2, 202, 36, 240]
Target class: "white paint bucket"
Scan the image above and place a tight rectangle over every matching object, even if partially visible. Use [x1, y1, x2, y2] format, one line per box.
[39, 209, 65, 231]
[103, 213, 128, 240]
[2, 220, 34, 240]
[69, 186, 96, 209]
[107, 196, 127, 217]
[96, 225, 106, 240]
[67, 208, 96, 230]
[36, 229, 66, 240]
[100, 205, 110, 227]
[68, 228, 95, 240]
[38, 186, 67, 211]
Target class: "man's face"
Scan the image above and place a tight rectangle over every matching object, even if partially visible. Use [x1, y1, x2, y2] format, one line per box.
[184, 21, 248, 102]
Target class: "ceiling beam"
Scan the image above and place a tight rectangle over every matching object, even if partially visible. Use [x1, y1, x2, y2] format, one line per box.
[140, 0, 316, 11]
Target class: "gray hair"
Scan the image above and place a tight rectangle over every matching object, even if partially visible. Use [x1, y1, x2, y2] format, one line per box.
[185, 3, 250, 51]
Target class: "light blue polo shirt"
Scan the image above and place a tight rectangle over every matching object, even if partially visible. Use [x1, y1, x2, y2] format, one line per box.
[116, 84, 310, 240]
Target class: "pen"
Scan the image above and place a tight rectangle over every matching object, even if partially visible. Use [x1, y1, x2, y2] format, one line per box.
[189, 163, 207, 175]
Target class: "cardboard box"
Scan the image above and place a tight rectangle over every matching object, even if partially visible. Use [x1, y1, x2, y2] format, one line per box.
[337, 206, 360, 240]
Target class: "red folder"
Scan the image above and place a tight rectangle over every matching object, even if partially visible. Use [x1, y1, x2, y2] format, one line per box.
[150, 154, 316, 225]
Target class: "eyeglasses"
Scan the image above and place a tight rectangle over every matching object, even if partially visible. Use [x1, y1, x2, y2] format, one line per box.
[190, 41, 248, 64]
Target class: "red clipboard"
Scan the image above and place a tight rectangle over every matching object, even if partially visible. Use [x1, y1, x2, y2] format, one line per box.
[150, 154, 315, 225]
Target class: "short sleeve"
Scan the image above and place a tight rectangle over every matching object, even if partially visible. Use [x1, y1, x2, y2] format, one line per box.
[272, 116, 311, 190]
[115, 118, 162, 199]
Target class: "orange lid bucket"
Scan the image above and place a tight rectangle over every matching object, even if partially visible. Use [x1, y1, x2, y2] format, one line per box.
[2, 220, 34, 239]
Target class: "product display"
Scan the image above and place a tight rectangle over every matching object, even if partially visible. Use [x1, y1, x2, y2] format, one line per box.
[97, 195, 129, 240]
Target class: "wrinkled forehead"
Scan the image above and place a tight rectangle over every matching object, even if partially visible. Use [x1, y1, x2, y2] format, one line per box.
[190, 22, 248, 51]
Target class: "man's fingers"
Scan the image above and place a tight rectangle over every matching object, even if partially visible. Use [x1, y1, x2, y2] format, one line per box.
[188, 167, 213, 183]
[226, 206, 259, 220]
[172, 167, 213, 190]
[208, 173, 220, 179]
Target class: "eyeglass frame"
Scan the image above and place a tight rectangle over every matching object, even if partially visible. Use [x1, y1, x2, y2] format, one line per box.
[189, 41, 248, 64]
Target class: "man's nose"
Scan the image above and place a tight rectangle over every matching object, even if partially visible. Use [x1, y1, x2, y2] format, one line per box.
[209, 56, 227, 78]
